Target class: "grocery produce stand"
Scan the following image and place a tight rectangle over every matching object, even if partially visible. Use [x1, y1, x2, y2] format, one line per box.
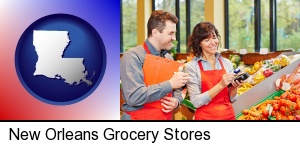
[120, 52, 300, 120]
[235, 90, 285, 120]
[232, 52, 300, 116]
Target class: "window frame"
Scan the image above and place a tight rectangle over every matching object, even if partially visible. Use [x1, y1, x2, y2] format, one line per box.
[121, 0, 281, 53]
[153, 0, 193, 53]
[225, 0, 277, 52]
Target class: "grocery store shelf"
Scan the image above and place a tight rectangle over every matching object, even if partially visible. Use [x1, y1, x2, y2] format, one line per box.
[233, 52, 300, 116]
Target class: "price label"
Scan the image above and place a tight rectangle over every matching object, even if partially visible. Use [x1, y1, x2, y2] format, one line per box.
[259, 48, 269, 55]
[240, 49, 247, 55]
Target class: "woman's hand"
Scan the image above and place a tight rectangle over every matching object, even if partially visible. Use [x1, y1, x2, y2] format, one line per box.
[229, 79, 243, 89]
[229, 72, 244, 89]
[219, 73, 236, 88]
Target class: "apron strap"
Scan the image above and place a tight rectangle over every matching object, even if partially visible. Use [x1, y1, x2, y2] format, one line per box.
[198, 57, 224, 71]
[143, 42, 151, 54]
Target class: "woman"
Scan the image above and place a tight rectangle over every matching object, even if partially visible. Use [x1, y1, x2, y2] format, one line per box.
[184, 22, 242, 120]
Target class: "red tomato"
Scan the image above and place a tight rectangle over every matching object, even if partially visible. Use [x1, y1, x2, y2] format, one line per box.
[271, 110, 276, 116]
[288, 94, 297, 102]
[279, 99, 286, 107]
[280, 93, 288, 99]
[295, 110, 300, 115]
[295, 95, 300, 102]
[276, 114, 282, 120]
[295, 102, 300, 110]
[282, 116, 287, 120]
[285, 100, 292, 108]
[285, 108, 292, 116]
[297, 99, 300, 105]
[290, 102, 297, 111]
[280, 106, 286, 115]
[291, 87, 300, 95]
[262, 110, 269, 118]
[272, 100, 278, 105]
[287, 115, 295, 120]
[272, 104, 280, 111]
[275, 111, 281, 116]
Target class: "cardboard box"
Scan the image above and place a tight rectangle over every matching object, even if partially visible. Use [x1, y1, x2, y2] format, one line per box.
[174, 105, 195, 120]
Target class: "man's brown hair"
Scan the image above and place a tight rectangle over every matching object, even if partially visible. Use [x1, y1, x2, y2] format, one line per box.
[147, 10, 178, 37]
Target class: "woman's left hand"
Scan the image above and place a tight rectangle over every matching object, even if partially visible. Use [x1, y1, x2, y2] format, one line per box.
[230, 72, 245, 89]
[230, 79, 243, 89]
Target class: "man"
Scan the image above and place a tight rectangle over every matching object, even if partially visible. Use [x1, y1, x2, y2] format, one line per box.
[120, 10, 190, 120]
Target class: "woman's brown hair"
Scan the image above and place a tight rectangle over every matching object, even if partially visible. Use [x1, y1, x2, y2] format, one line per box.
[187, 22, 221, 57]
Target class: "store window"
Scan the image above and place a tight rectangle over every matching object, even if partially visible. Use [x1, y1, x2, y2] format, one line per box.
[154, 0, 176, 14]
[154, 0, 180, 54]
[190, 0, 205, 33]
[227, 0, 300, 52]
[120, 0, 206, 53]
[228, 0, 255, 52]
[121, 0, 137, 53]
[188, 0, 205, 53]
[155, 0, 189, 53]
[179, 0, 187, 53]
[277, 0, 300, 51]
[261, 0, 270, 51]
[154, 0, 205, 53]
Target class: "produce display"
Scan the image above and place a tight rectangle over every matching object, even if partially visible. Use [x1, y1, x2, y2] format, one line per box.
[237, 64, 300, 120]
[237, 88, 300, 120]
[237, 54, 295, 95]
[180, 52, 300, 120]
[275, 64, 300, 91]
[245, 55, 290, 84]
[237, 90, 284, 120]
[229, 54, 242, 69]
[237, 82, 253, 95]
[271, 87, 300, 120]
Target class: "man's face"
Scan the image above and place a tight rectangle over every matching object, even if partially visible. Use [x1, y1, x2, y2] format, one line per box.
[157, 20, 176, 50]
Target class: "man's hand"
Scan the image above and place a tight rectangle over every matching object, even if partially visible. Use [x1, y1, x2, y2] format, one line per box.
[161, 96, 178, 113]
[170, 72, 190, 89]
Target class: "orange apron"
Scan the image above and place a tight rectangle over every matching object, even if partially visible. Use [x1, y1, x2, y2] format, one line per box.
[194, 58, 235, 120]
[125, 42, 172, 120]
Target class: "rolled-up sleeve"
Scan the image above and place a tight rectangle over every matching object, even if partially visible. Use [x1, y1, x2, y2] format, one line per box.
[120, 51, 173, 107]
[184, 61, 212, 108]
[164, 53, 183, 108]
[172, 88, 183, 109]
[230, 94, 238, 103]
[222, 58, 239, 103]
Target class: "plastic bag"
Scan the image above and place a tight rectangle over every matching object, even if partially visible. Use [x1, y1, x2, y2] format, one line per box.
[275, 64, 300, 90]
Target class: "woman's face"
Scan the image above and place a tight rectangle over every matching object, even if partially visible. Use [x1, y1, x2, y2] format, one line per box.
[199, 30, 219, 55]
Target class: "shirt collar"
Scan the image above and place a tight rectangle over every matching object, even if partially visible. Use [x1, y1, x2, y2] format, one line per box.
[145, 39, 168, 57]
[197, 52, 221, 62]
